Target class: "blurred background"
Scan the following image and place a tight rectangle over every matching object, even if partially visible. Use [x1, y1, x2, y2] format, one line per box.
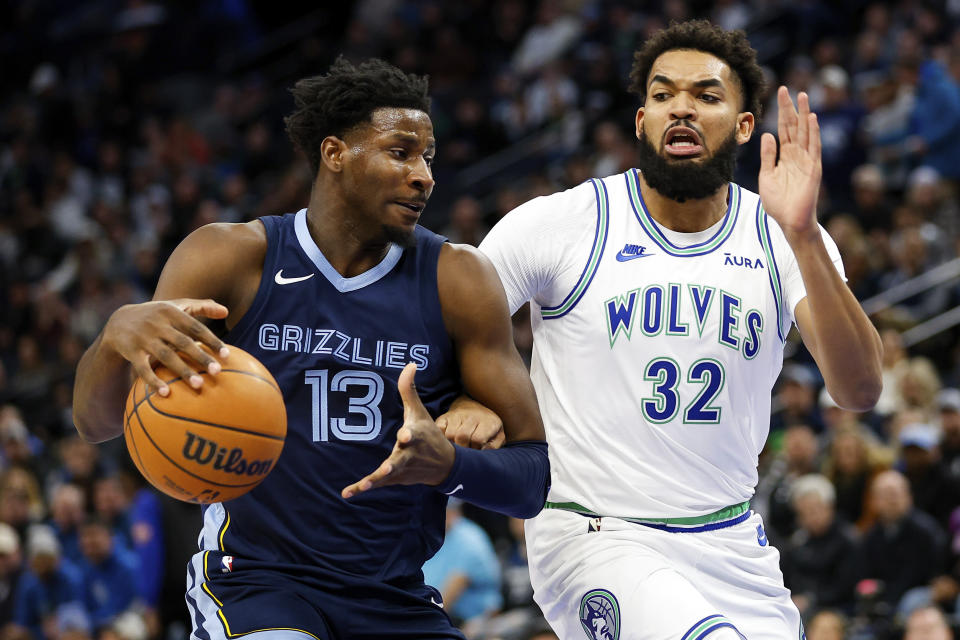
[2, 1, 960, 639]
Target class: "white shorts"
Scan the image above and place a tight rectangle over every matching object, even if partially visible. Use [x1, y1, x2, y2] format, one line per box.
[526, 508, 803, 640]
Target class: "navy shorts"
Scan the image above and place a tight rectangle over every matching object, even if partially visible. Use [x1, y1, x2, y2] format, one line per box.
[186, 551, 464, 640]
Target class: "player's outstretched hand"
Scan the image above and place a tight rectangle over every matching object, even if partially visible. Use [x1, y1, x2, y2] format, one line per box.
[758, 87, 822, 240]
[342, 363, 456, 499]
[102, 299, 230, 397]
[437, 397, 505, 450]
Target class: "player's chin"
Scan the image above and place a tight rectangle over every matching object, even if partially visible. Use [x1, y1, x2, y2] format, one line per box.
[382, 223, 417, 248]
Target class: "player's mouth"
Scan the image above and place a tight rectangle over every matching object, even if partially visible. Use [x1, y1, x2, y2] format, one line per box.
[664, 126, 704, 157]
[393, 200, 426, 221]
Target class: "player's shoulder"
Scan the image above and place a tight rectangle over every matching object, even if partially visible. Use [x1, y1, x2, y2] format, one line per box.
[485, 178, 608, 251]
[179, 220, 267, 263]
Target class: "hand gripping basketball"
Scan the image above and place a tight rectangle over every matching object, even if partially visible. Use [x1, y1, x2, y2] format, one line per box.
[103, 298, 230, 395]
[342, 363, 456, 499]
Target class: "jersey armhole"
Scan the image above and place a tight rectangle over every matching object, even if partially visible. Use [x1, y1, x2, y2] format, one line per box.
[225, 216, 278, 342]
[539, 178, 610, 320]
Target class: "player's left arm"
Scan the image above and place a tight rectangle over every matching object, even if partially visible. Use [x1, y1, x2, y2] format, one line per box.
[341, 243, 549, 517]
[760, 87, 882, 411]
[437, 243, 546, 441]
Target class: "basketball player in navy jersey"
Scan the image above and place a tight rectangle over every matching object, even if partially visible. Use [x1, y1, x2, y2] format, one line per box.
[72, 58, 549, 640]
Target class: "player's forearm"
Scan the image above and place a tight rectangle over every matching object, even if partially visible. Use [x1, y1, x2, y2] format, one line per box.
[436, 441, 550, 519]
[73, 332, 130, 443]
[789, 232, 882, 411]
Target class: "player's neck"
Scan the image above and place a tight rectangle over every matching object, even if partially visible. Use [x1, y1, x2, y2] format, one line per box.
[637, 173, 730, 233]
[305, 193, 392, 279]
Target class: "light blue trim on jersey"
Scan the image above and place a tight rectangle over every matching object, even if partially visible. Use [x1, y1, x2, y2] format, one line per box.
[626, 170, 740, 257]
[541, 178, 610, 319]
[755, 203, 786, 343]
[294, 209, 403, 293]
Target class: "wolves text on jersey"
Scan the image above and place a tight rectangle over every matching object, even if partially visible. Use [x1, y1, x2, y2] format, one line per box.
[604, 283, 763, 360]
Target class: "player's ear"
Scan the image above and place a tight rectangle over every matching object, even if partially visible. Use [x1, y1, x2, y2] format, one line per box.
[736, 112, 755, 145]
[635, 107, 645, 140]
[319, 136, 347, 173]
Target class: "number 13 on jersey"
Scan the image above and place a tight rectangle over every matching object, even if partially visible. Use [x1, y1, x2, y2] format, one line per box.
[304, 369, 384, 442]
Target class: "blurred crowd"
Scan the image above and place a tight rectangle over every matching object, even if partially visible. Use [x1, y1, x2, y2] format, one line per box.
[2, 1, 960, 639]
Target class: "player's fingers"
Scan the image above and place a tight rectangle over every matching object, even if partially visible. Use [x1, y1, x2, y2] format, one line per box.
[795, 92, 809, 150]
[482, 429, 507, 450]
[760, 132, 777, 172]
[397, 362, 430, 421]
[435, 415, 449, 434]
[163, 331, 222, 375]
[175, 298, 229, 320]
[465, 420, 502, 450]
[454, 421, 481, 448]
[809, 113, 822, 163]
[150, 339, 204, 390]
[177, 314, 230, 360]
[777, 86, 795, 144]
[341, 459, 397, 498]
[131, 354, 170, 397]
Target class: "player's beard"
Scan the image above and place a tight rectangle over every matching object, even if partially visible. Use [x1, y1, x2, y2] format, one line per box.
[382, 223, 417, 248]
[636, 125, 739, 203]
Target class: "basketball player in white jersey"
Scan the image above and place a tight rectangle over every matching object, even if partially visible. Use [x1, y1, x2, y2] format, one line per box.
[479, 20, 882, 640]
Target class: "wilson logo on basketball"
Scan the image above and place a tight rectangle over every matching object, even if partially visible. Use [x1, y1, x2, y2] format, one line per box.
[182, 432, 275, 477]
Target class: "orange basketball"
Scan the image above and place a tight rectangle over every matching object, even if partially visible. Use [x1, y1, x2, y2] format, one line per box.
[123, 344, 286, 504]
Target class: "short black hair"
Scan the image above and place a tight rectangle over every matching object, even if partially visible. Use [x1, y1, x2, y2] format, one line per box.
[628, 20, 765, 120]
[284, 57, 431, 174]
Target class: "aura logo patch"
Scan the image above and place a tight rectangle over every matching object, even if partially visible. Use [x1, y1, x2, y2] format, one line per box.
[579, 589, 620, 640]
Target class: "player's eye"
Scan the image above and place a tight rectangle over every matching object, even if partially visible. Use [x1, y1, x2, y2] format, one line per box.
[700, 94, 720, 103]
[390, 149, 408, 160]
[652, 92, 670, 101]
[424, 155, 434, 166]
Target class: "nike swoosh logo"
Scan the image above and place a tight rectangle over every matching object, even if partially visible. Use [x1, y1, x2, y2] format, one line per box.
[444, 484, 463, 496]
[275, 270, 315, 285]
[615, 252, 652, 262]
[430, 597, 443, 608]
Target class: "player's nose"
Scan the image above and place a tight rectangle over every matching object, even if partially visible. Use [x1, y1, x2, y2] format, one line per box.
[408, 157, 435, 193]
[669, 93, 697, 121]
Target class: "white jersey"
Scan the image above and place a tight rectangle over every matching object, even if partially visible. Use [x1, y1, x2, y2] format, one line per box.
[480, 169, 844, 519]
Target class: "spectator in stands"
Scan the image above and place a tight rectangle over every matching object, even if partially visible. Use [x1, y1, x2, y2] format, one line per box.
[849, 164, 894, 233]
[938, 389, 960, 485]
[806, 609, 848, 640]
[0, 467, 46, 540]
[897, 422, 960, 529]
[904, 605, 955, 640]
[781, 474, 859, 617]
[895, 56, 960, 181]
[422, 499, 502, 629]
[822, 425, 891, 529]
[11, 524, 83, 640]
[0, 522, 21, 626]
[48, 483, 85, 561]
[756, 423, 822, 545]
[770, 364, 826, 434]
[857, 470, 946, 610]
[77, 516, 140, 632]
[815, 65, 866, 210]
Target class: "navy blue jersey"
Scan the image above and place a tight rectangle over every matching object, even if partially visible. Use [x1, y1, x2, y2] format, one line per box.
[197, 209, 461, 584]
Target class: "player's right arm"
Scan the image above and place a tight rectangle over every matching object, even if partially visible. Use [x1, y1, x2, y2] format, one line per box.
[72, 222, 266, 443]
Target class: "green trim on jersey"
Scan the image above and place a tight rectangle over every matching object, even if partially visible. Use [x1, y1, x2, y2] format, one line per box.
[626, 169, 740, 257]
[541, 178, 610, 319]
[544, 500, 750, 526]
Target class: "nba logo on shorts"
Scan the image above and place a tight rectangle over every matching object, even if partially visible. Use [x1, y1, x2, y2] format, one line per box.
[220, 555, 234, 573]
[579, 589, 620, 640]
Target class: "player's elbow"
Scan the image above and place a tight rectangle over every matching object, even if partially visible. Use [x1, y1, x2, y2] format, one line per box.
[829, 377, 882, 412]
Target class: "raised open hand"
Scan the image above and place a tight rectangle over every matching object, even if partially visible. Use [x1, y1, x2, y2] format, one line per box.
[758, 87, 822, 239]
[342, 363, 456, 499]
